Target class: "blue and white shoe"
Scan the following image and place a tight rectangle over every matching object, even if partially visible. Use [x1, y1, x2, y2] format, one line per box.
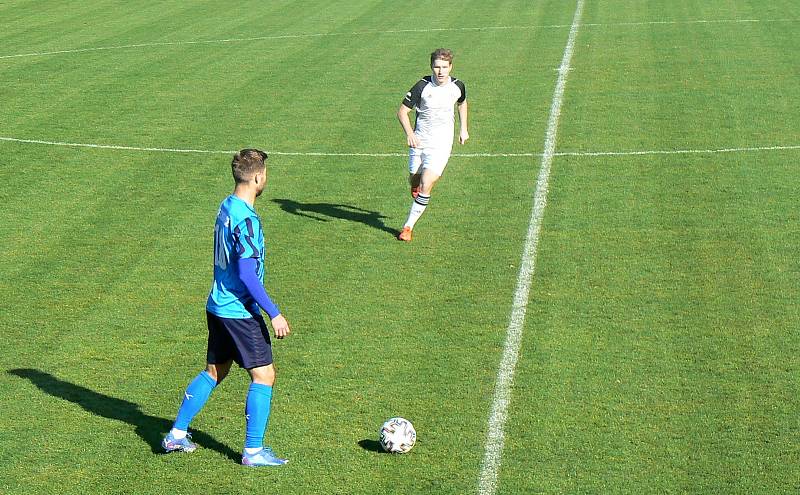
[241, 447, 288, 467]
[162, 432, 197, 453]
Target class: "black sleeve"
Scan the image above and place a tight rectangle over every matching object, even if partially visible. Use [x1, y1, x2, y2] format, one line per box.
[402, 78, 428, 109]
[455, 79, 466, 104]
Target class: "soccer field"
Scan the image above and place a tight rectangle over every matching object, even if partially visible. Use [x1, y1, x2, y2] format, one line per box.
[1, 1, 798, 494]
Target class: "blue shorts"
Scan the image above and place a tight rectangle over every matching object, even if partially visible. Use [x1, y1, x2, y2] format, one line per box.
[206, 311, 273, 369]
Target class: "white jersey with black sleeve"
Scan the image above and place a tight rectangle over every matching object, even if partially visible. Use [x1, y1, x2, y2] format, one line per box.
[402, 75, 467, 151]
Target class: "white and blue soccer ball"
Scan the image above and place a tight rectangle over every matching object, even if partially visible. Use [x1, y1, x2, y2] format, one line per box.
[379, 417, 416, 454]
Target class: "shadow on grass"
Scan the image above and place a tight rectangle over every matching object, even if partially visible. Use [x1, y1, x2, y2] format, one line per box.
[272, 199, 399, 236]
[358, 439, 385, 453]
[7, 368, 239, 462]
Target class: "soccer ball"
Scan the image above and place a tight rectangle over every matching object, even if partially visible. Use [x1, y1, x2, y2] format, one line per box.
[379, 417, 416, 454]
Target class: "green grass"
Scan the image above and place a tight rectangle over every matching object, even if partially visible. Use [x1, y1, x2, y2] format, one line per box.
[1, 1, 798, 494]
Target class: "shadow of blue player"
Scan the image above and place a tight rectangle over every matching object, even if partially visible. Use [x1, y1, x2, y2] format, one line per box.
[8, 368, 239, 462]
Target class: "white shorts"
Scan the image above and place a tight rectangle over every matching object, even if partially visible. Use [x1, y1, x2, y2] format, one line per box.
[408, 147, 452, 177]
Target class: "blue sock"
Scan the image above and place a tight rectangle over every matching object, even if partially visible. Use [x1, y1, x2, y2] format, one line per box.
[244, 383, 273, 449]
[173, 370, 217, 431]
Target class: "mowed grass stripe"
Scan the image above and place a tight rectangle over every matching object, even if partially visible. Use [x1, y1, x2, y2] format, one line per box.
[0, 1, 573, 494]
[3, 18, 798, 61]
[1, 33, 565, 155]
[560, 1, 800, 154]
[497, 0, 800, 493]
[501, 153, 800, 493]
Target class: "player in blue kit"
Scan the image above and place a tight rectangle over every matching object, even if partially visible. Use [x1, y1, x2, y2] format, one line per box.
[162, 148, 292, 467]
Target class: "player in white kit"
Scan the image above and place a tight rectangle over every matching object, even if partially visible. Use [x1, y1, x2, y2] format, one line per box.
[396, 48, 469, 242]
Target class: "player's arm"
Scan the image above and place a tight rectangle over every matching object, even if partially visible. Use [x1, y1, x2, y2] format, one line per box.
[398, 79, 425, 148]
[397, 104, 420, 148]
[457, 100, 469, 145]
[237, 258, 290, 338]
[455, 80, 469, 145]
[237, 257, 279, 318]
[233, 218, 290, 338]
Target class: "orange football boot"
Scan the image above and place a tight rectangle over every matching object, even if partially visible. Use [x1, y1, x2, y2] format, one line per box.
[397, 226, 413, 242]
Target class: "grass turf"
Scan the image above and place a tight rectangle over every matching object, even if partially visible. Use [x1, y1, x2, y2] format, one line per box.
[1, 1, 798, 494]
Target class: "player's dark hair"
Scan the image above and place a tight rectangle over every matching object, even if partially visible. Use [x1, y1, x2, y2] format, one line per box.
[231, 148, 268, 183]
[430, 48, 453, 66]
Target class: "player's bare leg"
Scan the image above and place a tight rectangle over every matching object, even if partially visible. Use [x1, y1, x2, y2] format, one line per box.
[399, 169, 441, 241]
[248, 364, 276, 386]
[418, 168, 440, 196]
[205, 360, 232, 383]
[409, 172, 422, 199]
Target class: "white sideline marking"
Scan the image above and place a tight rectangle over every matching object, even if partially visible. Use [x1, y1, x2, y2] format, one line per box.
[0, 18, 795, 60]
[477, 1, 584, 495]
[581, 18, 784, 27]
[0, 136, 233, 155]
[1, 136, 799, 159]
[555, 145, 800, 156]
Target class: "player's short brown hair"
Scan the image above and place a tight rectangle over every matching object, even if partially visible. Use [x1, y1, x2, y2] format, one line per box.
[430, 48, 454, 66]
[231, 148, 268, 183]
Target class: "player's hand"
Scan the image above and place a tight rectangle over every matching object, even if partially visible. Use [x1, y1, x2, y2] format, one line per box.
[271, 314, 291, 339]
[459, 130, 469, 145]
[407, 133, 421, 148]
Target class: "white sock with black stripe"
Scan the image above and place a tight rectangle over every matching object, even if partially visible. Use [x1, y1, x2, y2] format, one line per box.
[404, 194, 430, 230]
